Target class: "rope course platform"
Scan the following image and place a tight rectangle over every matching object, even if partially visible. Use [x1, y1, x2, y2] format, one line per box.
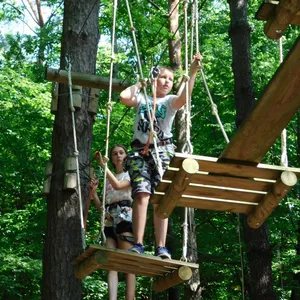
[72, 244, 198, 292]
[151, 152, 300, 229]
[256, 0, 300, 39]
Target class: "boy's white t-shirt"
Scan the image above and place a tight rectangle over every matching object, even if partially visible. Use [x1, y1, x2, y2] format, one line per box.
[132, 94, 177, 144]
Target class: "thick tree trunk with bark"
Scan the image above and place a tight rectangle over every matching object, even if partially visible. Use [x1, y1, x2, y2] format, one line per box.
[42, 1, 100, 299]
[228, 1, 275, 299]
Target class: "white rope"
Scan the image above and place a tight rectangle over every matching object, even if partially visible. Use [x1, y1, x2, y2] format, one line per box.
[124, 0, 164, 178]
[100, 0, 118, 245]
[279, 37, 288, 167]
[66, 56, 86, 250]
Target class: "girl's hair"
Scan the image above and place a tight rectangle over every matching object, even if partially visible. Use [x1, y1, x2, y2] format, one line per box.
[109, 144, 128, 164]
[159, 66, 174, 74]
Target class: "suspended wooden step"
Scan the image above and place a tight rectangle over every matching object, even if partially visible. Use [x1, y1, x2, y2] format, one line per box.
[255, 0, 300, 39]
[72, 244, 198, 292]
[151, 153, 300, 229]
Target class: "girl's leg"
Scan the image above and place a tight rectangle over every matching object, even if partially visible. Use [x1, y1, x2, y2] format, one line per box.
[118, 234, 136, 300]
[105, 237, 118, 300]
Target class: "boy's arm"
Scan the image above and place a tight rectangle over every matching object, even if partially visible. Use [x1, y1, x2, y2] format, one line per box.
[120, 81, 143, 107]
[171, 52, 202, 110]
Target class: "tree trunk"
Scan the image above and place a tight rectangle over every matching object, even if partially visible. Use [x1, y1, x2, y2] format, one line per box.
[42, 0, 100, 299]
[228, 1, 275, 299]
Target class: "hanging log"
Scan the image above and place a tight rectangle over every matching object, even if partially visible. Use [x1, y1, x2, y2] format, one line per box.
[152, 266, 193, 292]
[155, 158, 199, 219]
[46, 67, 129, 92]
[247, 171, 297, 228]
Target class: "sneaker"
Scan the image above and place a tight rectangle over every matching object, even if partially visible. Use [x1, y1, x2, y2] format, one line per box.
[155, 246, 171, 259]
[129, 243, 145, 254]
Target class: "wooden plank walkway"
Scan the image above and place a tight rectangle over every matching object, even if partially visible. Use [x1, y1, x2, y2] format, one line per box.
[151, 153, 300, 228]
[72, 245, 198, 292]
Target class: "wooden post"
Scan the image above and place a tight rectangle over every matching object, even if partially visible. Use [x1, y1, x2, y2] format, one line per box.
[88, 88, 100, 114]
[63, 157, 77, 190]
[51, 82, 58, 114]
[46, 67, 129, 92]
[155, 158, 199, 219]
[152, 266, 193, 292]
[74, 250, 109, 279]
[72, 85, 82, 109]
[247, 171, 297, 228]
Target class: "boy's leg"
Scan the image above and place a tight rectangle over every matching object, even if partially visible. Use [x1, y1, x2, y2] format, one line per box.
[153, 203, 168, 247]
[132, 192, 150, 244]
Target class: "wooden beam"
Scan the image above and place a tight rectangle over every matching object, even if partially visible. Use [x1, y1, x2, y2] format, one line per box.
[264, 0, 300, 39]
[74, 250, 108, 279]
[219, 37, 300, 163]
[45, 67, 129, 92]
[153, 266, 193, 292]
[155, 158, 199, 219]
[247, 171, 297, 228]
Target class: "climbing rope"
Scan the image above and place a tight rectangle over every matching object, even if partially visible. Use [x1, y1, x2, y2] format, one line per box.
[99, 0, 119, 245]
[124, 0, 164, 178]
[66, 56, 86, 250]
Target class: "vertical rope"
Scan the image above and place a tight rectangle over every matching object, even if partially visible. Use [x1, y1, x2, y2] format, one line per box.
[279, 37, 288, 167]
[100, 0, 118, 245]
[124, 0, 163, 177]
[66, 56, 86, 250]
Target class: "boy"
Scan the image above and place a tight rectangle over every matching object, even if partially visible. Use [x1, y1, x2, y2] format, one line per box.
[120, 53, 202, 258]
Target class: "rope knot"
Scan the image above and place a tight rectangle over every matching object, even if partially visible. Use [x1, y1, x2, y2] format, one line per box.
[74, 151, 79, 157]
[183, 74, 190, 82]
[130, 26, 135, 32]
[212, 103, 218, 115]
[106, 103, 112, 112]
[140, 78, 148, 88]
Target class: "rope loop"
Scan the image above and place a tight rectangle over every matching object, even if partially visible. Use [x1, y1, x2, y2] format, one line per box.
[74, 150, 79, 157]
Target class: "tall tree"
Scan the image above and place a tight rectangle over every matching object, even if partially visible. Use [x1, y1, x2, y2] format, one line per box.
[42, 0, 100, 298]
[228, 0, 275, 299]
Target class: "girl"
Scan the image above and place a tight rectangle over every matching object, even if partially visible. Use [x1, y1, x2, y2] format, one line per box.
[91, 144, 135, 300]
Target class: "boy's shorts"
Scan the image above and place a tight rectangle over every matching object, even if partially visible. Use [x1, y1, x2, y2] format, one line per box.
[125, 144, 174, 197]
[104, 221, 133, 241]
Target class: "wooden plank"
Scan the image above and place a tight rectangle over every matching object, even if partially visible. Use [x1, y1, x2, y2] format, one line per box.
[155, 158, 199, 219]
[219, 37, 300, 163]
[247, 171, 297, 228]
[46, 67, 129, 92]
[264, 0, 300, 39]
[255, 1, 279, 20]
[169, 153, 282, 179]
[177, 196, 255, 214]
[159, 171, 274, 192]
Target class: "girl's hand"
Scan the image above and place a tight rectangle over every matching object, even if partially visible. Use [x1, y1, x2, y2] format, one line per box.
[95, 151, 108, 168]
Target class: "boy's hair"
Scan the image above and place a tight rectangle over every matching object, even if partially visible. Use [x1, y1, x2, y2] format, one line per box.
[159, 66, 174, 74]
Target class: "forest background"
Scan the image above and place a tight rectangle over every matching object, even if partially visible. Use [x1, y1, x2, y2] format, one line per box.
[0, 0, 299, 299]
